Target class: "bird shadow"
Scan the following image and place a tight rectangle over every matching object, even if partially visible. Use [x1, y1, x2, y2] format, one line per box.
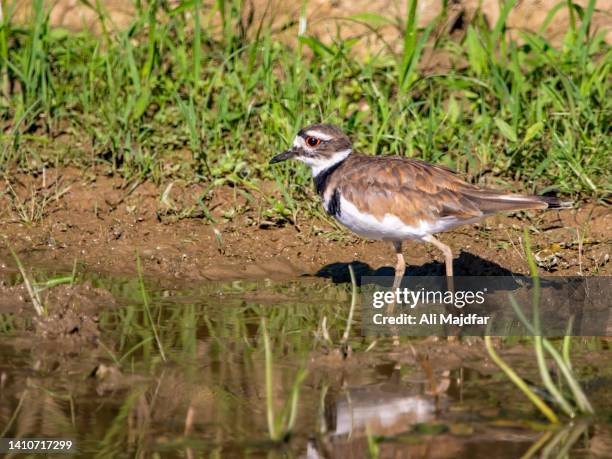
[313, 252, 599, 336]
[314, 251, 521, 285]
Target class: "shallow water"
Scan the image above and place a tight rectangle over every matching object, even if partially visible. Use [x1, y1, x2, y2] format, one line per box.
[0, 269, 610, 458]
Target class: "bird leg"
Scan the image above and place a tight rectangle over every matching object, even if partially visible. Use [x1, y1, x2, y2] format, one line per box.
[423, 235, 454, 292]
[424, 235, 458, 341]
[423, 235, 454, 279]
[392, 241, 406, 292]
[388, 241, 405, 346]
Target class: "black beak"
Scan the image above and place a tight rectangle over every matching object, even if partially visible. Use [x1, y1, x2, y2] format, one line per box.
[269, 149, 295, 164]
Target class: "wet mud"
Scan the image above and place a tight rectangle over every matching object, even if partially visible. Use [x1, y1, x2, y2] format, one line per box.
[0, 282, 115, 351]
[1, 168, 610, 285]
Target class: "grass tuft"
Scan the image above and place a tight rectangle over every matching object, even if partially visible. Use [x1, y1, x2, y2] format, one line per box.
[485, 228, 594, 424]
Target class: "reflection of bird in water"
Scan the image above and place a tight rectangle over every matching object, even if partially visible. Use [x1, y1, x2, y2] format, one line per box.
[305, 374, 453, 459]
[324, 384, 438, 437]
[305, 379, 591, 459]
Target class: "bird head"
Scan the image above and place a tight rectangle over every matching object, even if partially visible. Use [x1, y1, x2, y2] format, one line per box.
[270, 124, 352, 176]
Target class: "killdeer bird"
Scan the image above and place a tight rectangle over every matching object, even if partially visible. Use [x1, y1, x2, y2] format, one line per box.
[270, 124, 571, 290]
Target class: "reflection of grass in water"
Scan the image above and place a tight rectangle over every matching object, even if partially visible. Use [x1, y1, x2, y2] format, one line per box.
[520, 421, 590, 459]
[1, 253, 606, 455]
[95, 388, 148, 459]
[366, 423, 380, 459]
[262, 317, 307, 442]
[89, 273, 353, 368]
[485, 229, 594, 427]
[136, 252, 167, 362]
[82, 275, 350, 448]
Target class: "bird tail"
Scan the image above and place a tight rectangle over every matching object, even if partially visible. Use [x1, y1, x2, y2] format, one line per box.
[535, 195, 574, 209]
[464, 191, 573, 215]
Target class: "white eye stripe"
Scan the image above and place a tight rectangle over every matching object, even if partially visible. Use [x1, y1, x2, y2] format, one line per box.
[293, 136, 306, 148]
[305, 130, 333, 141]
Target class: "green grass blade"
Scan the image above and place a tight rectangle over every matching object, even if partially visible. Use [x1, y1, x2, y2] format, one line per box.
[484, 335, 559, 424]
[136, 252, 166, 362]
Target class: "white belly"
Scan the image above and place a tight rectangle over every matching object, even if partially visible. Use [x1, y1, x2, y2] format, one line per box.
[332, 196, 467, 242]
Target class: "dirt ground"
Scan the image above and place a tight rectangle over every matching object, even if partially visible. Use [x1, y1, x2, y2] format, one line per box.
[13, 0, 612, 47]
[1, 167, 609, 284]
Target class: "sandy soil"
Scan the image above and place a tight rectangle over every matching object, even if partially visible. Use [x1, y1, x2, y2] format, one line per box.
[1, 167, 609, 284]
[13, 0, 612, 46]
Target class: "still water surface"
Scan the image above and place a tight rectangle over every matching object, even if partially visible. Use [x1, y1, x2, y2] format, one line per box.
[0, 271, 610, 458]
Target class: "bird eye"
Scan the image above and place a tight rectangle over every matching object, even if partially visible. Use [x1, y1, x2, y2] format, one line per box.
[306, 136, 321, 147]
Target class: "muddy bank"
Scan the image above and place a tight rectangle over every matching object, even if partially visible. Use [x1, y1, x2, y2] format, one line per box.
[1, 167, 610, 283]
[0, 281, 116, 352]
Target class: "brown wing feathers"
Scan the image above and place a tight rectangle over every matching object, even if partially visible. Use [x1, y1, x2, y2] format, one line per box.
[329, 154, 570, 224]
